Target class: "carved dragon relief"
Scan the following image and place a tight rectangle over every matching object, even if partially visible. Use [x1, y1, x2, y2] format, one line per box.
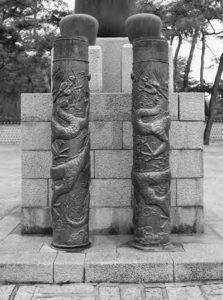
[51, 64, 91, 248]
[132, 61, 171, 247]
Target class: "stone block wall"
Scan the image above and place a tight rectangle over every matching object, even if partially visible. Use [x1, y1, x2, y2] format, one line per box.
[21, 92, 205, 234]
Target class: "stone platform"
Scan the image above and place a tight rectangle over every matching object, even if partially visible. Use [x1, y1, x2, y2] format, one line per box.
[0, 213, 223, 284]
[0, 145, 222, 286]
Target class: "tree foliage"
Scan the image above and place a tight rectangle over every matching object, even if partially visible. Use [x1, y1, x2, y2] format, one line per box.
[0, 0, 71, 122]
[136, 0, 223, 144]
[0, 0, 70, 94]
[136, 0, 223, 91]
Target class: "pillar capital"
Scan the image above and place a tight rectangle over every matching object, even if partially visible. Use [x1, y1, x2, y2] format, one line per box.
[125, 13, 162, 44]
[59, 14, 99, 45]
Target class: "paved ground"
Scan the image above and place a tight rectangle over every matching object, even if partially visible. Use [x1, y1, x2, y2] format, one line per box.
[204, 144, 223, 233]
[0, 144, 223, 299]
[2, 282, 223, 299]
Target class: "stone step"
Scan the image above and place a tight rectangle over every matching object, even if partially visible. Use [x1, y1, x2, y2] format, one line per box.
[1, 234, 223, 284]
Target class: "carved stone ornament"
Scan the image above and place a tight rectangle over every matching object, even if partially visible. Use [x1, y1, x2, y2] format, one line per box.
[51, 14, 98, 251]
[126, 14, 171, 249]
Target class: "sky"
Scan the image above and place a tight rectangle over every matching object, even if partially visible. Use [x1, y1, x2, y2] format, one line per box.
[63, 0, 222, 84]
[65, 0, 74, 10]
[172, 33, 223, 85]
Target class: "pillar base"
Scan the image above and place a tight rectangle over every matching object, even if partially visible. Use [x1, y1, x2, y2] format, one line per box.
[128, 240, 183, 252]
[51, 241, 91, 253]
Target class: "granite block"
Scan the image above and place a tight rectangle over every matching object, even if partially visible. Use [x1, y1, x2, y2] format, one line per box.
[22, 179, 48, 207]
[170, 150, 203, 178]
[22, 122, 51, 150]
[90, 179, 132, 207]
[21, 93, 52, 122]
[94, 150, 132, 178]
[22, 151, 51, 179]
[90, 207, 133, 234]
[90, 121, 122, 149]
[179, 93, 205, 121]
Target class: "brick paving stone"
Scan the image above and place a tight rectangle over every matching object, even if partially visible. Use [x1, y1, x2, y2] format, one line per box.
[144, 284, 166, 288]
[166, 286, 205, 300]
[120, 285, 142, 300]
[14, 286, 37, 300]
[4, 283, 223, 300]
[165, 282, 203, 287]
[34, 296, 95, 299]
[35, 284, 96, 297]
[34, 297, 95, 300]
[0, 285, 15, 300]
[99, 286, 121, 300]
[145, 288, 164, 300]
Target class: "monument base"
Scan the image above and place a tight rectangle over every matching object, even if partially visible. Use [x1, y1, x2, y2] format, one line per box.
[127, 241, 184, 252]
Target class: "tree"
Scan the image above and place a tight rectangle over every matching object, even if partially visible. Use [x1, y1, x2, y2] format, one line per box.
[0, 0, 71, 122]
[136, 0, 223, 91]
[204, 53, 223, 144]
[174, 56, 198, 92]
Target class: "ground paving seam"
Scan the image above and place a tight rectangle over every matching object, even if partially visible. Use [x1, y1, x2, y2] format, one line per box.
[200, 285, 211, 300]
[9, 285, 20, 300]
[140, 283, 147, 300]
[167, 252, 175, 283]
[83, 253, 87, 283]
[206, 223, 223, 240]
[52, 251, 58, 284]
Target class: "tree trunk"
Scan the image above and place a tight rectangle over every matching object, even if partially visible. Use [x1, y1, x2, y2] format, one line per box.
[200, 32, 206, 86]
[183, 28, 199, 92]
[173, 34, 182, 91]
[33, 0, 38, 35]
[204, 53, 223, 145]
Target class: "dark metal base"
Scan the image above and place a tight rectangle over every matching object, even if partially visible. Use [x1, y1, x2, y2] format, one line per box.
[51, 241, 91, 253]
[128, 240, 184, 252]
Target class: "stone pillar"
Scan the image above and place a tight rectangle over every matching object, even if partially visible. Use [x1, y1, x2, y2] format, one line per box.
[122, 44, 133, 93]
[51, 14, 98, 250]
[51, 48, 54, 92]
[168, 45, 174, 93]
[89, 46, 103, 93]
[122, 44, 174, 94]
[126, 14, 171, 249]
